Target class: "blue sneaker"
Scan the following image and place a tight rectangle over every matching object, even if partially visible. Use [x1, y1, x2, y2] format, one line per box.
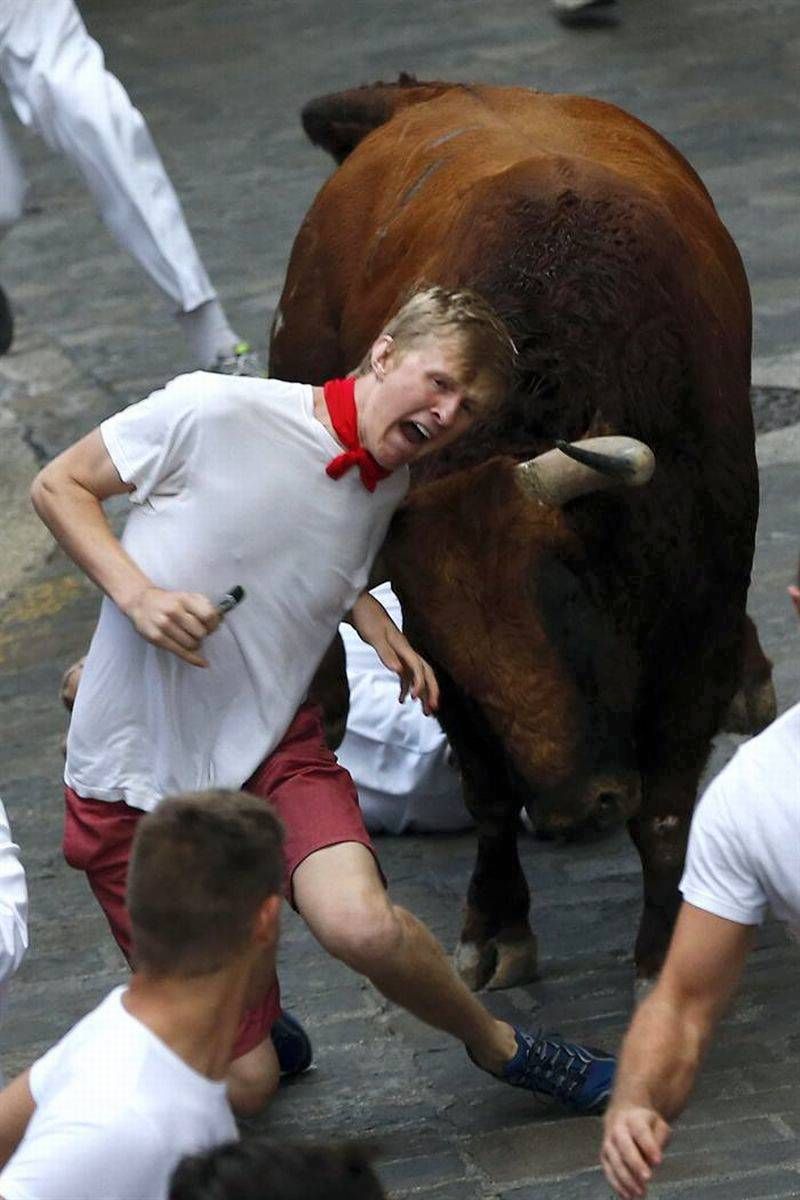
[499, 1027, 615, 1114]
[271, 1010, 313, 1078]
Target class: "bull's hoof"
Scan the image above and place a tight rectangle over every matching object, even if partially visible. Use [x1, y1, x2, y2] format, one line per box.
[633, 974, 658, 1005]
[453, 939, 496, 991]
[454, 933, 539, 991]
[485, 934, 539, 991]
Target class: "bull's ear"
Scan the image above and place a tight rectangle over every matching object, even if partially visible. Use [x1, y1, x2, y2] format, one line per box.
[301, 74, 455, 164]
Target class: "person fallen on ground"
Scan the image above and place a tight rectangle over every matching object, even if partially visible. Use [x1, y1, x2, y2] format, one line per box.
[0, 798, 27, 1088]
[601, 567, 800, 1199]
[337, 581, 472, 835]
[31, 285, 614, 1118]
[0, 789, 283, 1200]
[170, 1139, 386, 1200]
[0, 0, 259, 374]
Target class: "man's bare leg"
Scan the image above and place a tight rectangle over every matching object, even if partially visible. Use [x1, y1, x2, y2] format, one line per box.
[292, 842, 517, 1072]
[227, 1038, 280, 1116]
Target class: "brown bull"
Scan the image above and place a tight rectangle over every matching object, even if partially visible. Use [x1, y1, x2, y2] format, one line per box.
[270, 78, 768, 992]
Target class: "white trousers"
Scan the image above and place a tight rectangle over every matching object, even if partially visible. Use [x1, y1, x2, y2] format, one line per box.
[337, 584, 472, 835]
[0, 0, 214, 312]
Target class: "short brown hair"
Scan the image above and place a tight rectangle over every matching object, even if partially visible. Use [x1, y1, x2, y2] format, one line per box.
[127, 790, 283, 977]
[170, 1140, 385, 1200]
[356, 285, 515, 405]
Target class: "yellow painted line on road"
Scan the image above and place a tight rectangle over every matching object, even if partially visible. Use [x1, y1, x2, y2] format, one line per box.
[0, 576, 83, 628]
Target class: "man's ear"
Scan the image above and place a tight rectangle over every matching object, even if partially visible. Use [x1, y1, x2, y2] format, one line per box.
[371, 334, 395, 378]
[252, 894, 281, 947]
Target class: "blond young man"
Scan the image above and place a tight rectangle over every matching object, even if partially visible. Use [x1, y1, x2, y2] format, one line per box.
[0, 790, 283, 1200]
[32, 286, 613, 1117]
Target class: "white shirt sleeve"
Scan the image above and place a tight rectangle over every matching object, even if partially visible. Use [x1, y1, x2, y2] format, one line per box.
[99, 373, 206, 505]
[680, 773, 767, 926]
[0, 1112, 167, 1200]
[0, 801, 28, 986]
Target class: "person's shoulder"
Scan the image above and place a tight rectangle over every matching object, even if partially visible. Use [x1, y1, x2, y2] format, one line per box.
[178, 372, 308, 419]
[715, 701, 800, 807]
[30, 989, 134, 1097]
[744, 701, 800, 764]
[0, 1104, 167, 1200]
[692, 761, 739, 845]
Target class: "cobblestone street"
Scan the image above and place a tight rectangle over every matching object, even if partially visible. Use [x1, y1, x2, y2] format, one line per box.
[1, 0, 799, 1196]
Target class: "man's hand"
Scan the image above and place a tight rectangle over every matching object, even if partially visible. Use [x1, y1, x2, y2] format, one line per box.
[601, 1104, 671, 1199]
[373, 621, 440, 715]
[123, 587, 220, 667]
[348, 592, 439, 714]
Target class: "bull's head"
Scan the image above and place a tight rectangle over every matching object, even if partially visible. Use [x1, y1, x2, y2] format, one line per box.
[384, 436, 654, 835]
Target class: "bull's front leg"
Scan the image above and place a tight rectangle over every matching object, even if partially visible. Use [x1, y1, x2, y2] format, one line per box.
[454, 810, 538, 992]
[415, 663, 538, 991]
[627, 770, 697, 1000]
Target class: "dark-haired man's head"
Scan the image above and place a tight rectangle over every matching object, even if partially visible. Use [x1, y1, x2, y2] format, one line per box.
[169, 1139, 385, 1200]
[127, 790, 284, 989]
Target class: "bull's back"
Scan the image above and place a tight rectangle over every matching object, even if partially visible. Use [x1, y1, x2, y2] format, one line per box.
[288, 86, 747, 367]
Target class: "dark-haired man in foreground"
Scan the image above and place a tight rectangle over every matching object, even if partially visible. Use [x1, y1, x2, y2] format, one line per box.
[0, 790, 283, 1200]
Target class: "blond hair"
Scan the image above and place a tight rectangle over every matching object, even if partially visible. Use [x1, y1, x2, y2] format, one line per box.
[356, 285, 515, 404]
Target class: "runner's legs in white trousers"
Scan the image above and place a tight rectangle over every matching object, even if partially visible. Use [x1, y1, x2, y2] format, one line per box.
[0, 0, 242, 366]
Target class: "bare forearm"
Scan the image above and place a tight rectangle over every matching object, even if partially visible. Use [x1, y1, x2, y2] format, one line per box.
[0, 1071, 34, 1168]
[31, 474, 151, 614]
[31, 431, 220, 667]
[611, 993, 707, 1122]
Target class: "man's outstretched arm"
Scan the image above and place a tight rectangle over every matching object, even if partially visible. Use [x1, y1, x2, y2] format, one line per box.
[347, 590, 439, 714]
[31, 429, 219, 667]
[601, 903, 754, 1200]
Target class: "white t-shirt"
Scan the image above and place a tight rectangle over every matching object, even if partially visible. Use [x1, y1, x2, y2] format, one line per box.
[0, 799, 27, 1007]
[337, 584, 471, 834]
[0, 987, 237, 1200]
[680, 701, 800, 942]
[65, 373, 408, 811]
[0, 798, 28, 1085]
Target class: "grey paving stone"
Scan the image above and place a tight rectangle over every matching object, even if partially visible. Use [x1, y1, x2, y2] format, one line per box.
[470, 1117, 605, 1185]
[379, 1149, 470, 1193]
[503, 1165, 800, 1200]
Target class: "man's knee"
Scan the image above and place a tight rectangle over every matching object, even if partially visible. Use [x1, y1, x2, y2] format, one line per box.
[314, 893, 406, 974]
[226, 1039, 279, 1118]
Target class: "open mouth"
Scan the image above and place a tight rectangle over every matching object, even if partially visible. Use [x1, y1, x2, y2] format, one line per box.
[400, 420, 431, 446]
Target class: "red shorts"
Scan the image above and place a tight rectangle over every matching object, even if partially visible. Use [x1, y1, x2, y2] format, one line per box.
[63, 702, 377, 1059]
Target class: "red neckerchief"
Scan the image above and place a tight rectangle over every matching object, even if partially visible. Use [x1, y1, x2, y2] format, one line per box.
[323, 377, 392, 493]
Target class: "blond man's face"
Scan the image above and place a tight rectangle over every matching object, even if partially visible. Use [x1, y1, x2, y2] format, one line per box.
[359, 332, 498, 470]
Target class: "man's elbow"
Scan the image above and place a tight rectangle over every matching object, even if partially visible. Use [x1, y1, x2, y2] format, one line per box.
[30, 464, 59, 521]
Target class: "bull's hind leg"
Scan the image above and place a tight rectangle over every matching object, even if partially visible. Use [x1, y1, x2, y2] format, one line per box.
[454, 818, 538, 991]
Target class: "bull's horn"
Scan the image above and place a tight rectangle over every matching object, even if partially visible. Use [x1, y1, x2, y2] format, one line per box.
[517, 436, 655, 506]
